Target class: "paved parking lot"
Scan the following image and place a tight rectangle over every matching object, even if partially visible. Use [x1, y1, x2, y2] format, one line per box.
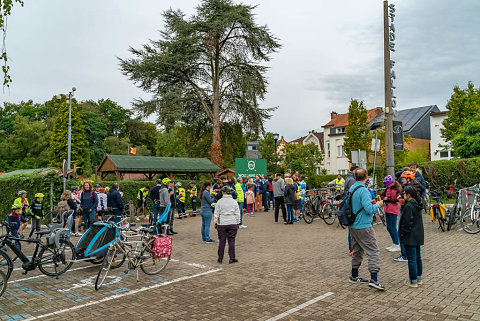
[1, 209, 480, 320]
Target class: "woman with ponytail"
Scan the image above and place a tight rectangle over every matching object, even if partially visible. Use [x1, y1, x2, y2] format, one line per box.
[399, 185, 424, 288]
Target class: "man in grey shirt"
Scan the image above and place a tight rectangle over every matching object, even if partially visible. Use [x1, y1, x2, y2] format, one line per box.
[273, 173, 287, 223]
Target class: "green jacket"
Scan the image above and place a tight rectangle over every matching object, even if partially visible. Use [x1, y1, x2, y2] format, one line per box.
[235, 182, 244, 203]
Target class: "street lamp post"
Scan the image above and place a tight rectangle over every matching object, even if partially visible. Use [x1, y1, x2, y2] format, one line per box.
[273, 133, 279, 174]
[67, 87, 76, 180]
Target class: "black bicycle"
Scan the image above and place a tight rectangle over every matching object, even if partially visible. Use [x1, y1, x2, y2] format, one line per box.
[0, 269, 6, 297]
[0, 221, 75, 279]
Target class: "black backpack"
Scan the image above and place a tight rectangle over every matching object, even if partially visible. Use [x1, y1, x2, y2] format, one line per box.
[338, 185, 365, 226]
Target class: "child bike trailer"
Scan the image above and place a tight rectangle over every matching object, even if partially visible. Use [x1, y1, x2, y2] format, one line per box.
[75, 222, 119, 263]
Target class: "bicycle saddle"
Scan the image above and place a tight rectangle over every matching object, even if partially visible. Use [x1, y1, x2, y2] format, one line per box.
[140, 227, 156, 234]
[35, 230, 51, 235]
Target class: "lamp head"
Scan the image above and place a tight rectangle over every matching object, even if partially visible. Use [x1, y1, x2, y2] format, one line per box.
[72, 87, 76, 92]
[273, 133, 279, 141]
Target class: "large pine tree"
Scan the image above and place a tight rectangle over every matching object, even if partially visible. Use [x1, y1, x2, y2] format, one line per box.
[119, 0, 280, 166]
[49, 97, 89, 169]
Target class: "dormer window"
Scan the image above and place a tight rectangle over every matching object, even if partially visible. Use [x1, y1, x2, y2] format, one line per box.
[337, 127, 345, 134]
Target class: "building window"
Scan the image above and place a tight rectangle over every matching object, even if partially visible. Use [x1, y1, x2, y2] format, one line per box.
[336, 127, 345, 134]
[440, 151, 449, 158]
[327, 143, 330, 158]
[337, 145, 344, 157]
[248, 145, 257, 151]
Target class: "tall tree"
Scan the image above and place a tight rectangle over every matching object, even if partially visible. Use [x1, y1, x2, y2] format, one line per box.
[1, 0, 24, 86]
[258, 132, 277, 173]
[283, 143, 323, 178]
[452, 116, 480, 158]
[119, 0, 280, 166]
[97, 99, 132, 137]
[441, 82, 480, 144]
[49, 98, 89, 170]
[344, 99, 369, 162]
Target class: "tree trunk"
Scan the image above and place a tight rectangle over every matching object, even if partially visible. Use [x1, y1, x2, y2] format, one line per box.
[210, 118, 223, 167]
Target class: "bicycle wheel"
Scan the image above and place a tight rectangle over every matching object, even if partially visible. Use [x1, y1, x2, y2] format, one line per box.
[461, 206, 480, 234]
[140, 238, 169, 275]
[110, 249, 126, 269]
[0, 249, 13, 280]
[95, 247, 115, 291]
[303, 201, 314, 224]
[3, 241, 21, 262]
[38, 240, 75, 277]
[447, 203, 459, 231]
[436, 210, 446, 232]
[44, 211, 60, 228]
[0, 270, 6, 297]
[322, 203, 336, 225]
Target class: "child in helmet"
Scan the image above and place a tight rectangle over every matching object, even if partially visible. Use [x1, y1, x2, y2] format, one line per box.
[13, 190, 29, 238]
[8, 204, 22, 248]
[381, 175, 403, 252]
[28, 193, 44, 238]
[175, 182, 187, 219]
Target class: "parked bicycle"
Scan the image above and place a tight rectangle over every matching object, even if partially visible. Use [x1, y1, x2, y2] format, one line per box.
[461, 186, 480, 234]
[428, 188, 449, 232]
[447, 184, 464, 231]
[0, 221, 75, 279]
[0, 269, 6, 297]
[95, 222, 170, 290]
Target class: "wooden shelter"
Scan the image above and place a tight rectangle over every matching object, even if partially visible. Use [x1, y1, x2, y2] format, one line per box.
[97, 155, 221, 181]
[216, 168, 235, 179]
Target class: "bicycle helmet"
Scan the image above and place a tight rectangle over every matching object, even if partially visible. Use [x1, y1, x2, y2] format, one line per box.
[94, 184, 101, 188]
[383, 175, 394, 187]
[34, 193, 44, 198]
[190, 181, 196, 185]
[401, 171, 415, 180]
[175, 182, 182, 187]
[71, 186, 79, 191]
[365, 178, 370, 186]
[221, 185, 234, 194]
[11, 204, 22, 210]
[162, 178, 171, 185]
[18, 190, 27, 196]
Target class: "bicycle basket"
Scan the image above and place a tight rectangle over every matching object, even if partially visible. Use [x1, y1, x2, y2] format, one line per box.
[151, 234, 172, 259]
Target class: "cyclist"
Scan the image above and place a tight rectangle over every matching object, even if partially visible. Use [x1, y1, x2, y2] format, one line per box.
[136, 185, 150, 221]
[176, 182, 187, 219]
[187, 181, 198, 217]
[8, 204, 22, 248]
[13, 190, 29, 238]
[28, 193, 44, 238]
[96, 188, 108, 222]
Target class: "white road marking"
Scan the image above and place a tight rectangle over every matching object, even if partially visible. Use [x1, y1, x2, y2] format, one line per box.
[265, 292, 334, 321]
[23, 268, 222, 320]
[9, 265, 93, 283]
[170, 258, 208, 269]
[57, 275, 122, 293]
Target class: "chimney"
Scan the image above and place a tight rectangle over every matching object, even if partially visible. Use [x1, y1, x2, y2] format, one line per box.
[330, 112, 338, 120]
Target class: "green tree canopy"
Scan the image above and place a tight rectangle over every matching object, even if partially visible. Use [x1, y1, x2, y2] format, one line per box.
[452, 116, 480, 158]
[104, 136, 151, 156]
[441, 82, 480, 144]
[258, 132, 277, 173]
[119, 0, 280, 166]
[344, 99, 369, 162]
[283, 143, 323, 178]
[1, 0, 24, 86]
[49, 98, 89, 170]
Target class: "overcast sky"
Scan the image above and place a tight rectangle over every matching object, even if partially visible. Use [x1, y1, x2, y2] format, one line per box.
[2, 0, 479, 141]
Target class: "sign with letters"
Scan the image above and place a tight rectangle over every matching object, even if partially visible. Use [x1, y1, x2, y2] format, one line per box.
[393, 120, 404, 151]
[235, 158, 267, 178]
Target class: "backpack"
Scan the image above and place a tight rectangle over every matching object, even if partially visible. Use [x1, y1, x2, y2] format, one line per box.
[337, 185, 365, 226]
[56, 200, 70, 216]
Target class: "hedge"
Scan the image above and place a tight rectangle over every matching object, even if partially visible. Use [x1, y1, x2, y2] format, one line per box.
[305, 174, 338, 188]
[420, 158, 480, 188]
[0, 171, 201, 220]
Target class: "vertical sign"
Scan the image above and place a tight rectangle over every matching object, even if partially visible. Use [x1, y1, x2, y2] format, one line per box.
[388, 4, 397, 110]
[393, 121, 404, 151]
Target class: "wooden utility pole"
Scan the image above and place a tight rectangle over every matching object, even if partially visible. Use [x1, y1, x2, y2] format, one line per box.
[384, 0, 395, 176]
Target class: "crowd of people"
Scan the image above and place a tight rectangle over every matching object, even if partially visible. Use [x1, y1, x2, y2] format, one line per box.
[343, 162, 426, 291]
[6, 161, 426, 288]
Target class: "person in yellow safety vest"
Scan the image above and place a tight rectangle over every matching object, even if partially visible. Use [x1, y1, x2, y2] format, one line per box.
[335, 173, 345, 192]
[293, 179, 302, 221]
[187, 181, 198, 217]
[176, 182, 187, 219]
[136, 186, 150, 220]
[14, 190, 29, 237]
[235, 177, 247, 229]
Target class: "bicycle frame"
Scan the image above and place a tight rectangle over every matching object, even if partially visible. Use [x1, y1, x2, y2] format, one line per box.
[1, 234, 45, 270]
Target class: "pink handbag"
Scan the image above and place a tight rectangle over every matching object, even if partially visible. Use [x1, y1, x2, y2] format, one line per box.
[151, 234, 173, 259]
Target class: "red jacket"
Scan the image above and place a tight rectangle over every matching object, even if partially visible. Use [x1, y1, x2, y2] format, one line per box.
[382, 187, 400, 215]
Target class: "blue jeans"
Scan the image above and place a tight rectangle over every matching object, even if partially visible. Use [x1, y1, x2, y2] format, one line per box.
[200, 210, 212, 241]
[348, 230, 352, 252]
[153, 204, 161, 222]
[192, 196, 197, 212]
[237, 202, 244, 225]
[386, 213, 399, 245]
[82, 209, 95, 230]
[112, 211, 122, 224]
[404, 245, 422, 282]
[287, 204, 294, 222]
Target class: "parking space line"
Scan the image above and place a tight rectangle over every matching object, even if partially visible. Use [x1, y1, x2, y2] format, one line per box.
[22, 268, 222, 320]
[265, 292, 334, 321]
[10, 265, 93, 283]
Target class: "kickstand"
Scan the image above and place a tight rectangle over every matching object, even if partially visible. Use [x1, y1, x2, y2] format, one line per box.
[136, 268, 139, 282]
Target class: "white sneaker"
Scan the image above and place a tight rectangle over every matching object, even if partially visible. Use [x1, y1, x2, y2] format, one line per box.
[385, 245, 394, 251]
[240, 225, 247, 229]
[136, 217, 140, 221]
[388, 244, 401, 252]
